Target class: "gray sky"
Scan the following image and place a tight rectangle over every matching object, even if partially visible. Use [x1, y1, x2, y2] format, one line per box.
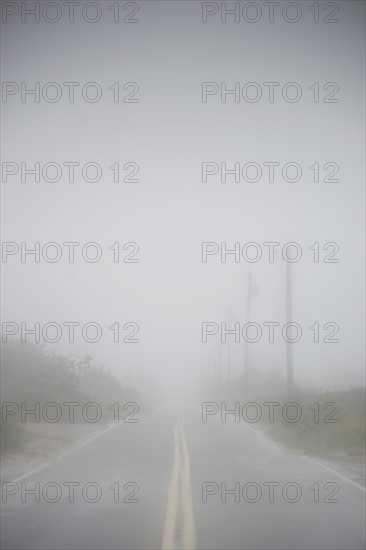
[1, 0, 365, 394]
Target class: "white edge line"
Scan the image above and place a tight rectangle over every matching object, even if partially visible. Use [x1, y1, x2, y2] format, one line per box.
[7, 422, 119, 483]
[12, 462, 52, 483]
[242, 421, 366, 494]
[242, 423, 266, 436]
[301, 455, 366, 493]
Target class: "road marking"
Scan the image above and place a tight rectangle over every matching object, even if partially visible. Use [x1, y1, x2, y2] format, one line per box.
[79, 423, 118, 446]
[12, 462, 52, 483]
[180, 416, 197, 550]
[162, 415, 196, 550]
[7, 423, 119, 483]
[243, 422, 366, 494]
[242, 423, 266, 437]
[302, 455, 366, 493]
[162, 415, 182, 550]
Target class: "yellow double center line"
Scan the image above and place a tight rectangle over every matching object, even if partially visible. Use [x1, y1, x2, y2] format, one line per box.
[162, 415, 196, 550]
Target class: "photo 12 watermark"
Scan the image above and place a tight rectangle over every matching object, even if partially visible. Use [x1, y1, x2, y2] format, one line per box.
[201, 481, 340, 503]
[201, 401, 340, 423]
[1, 2, 140, 24]
[201, 161, 339, 184]
[2, 162, 140, 184]
[201, 2, 340, 24]
[1, 82, 140, 103]
[202, 82, 339, 103]
[1, 321, 140, 343]
[2, 481, 140, 504]
[2, 401, 140, 424]
[201, 242, 340, 263]
[1, 242, 140, 263]
[201, 321, 340, 343]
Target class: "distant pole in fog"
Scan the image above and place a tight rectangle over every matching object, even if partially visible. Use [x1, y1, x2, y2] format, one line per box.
[285, 261, 294, 398]
[226, 308, 233, 389]
[215, 338, 222, 384]
[243, 272, 253, 396]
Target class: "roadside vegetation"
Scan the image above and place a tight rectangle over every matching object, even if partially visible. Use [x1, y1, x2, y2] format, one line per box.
[1, 339, 143, 455]
[264, 386, 365, 462]
[207, 369, 365, 462]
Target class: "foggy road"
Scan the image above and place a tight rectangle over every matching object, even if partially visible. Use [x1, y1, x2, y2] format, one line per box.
[1, 411, 365, 550]
[2, 1, 365, 550]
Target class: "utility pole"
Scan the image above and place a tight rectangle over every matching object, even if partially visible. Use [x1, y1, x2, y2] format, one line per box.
[226, 308, 233, 390]
[215, 337, 222, 385]
[207, 354, 212, 385]
[243, 272, 253, 397]
[285, 261, 294, 399]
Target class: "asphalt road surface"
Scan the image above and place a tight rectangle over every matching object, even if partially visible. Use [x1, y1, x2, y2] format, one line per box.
[1, 411, 365, 549]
